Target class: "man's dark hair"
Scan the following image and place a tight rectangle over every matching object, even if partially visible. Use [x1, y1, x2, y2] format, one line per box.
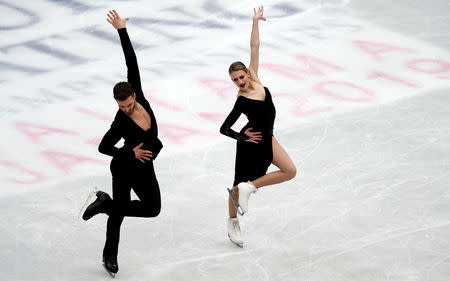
[113, 82, 134, 101]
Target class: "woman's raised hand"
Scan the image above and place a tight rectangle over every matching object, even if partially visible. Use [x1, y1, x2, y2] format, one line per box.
[107, 10, 129, 29]
[253, 6, 266, 21]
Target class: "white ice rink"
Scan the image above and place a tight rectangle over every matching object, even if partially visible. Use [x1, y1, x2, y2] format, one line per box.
[1, 0, 450, 280]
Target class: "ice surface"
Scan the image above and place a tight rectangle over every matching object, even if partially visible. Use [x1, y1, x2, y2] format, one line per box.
[1, 0, 449, 280]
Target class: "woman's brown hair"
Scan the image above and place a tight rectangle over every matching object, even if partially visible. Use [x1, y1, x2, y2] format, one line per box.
[228, 61, 248, 75]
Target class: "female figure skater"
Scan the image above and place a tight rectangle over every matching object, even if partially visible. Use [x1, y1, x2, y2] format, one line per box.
[80, 10, 163, 276]
[220, 6, 297, 247]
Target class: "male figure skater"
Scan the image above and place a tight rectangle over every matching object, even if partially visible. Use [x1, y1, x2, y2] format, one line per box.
[81, 10, 163, 277]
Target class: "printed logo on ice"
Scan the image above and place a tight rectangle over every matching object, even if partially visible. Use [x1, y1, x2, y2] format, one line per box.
[0, 0, 449, 195]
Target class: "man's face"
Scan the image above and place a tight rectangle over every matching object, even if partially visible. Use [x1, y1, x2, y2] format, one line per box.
[116, 93, 136, 116]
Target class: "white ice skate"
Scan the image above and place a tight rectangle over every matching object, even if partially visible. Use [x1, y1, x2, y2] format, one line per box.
[227, 217, 243, 247]
[237, 181, 257, 214]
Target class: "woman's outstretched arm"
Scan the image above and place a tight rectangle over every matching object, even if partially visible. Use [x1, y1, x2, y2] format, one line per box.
[248, 6, 266, 78]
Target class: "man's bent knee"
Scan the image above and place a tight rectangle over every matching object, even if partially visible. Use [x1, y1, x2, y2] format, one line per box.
[144, 205, 161, 217]
[140, 200, 161, 217]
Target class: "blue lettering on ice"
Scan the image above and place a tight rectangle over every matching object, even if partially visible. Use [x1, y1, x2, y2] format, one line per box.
[25, 39, 88, 64]
[202, 1, 247, 20]
[83, 28, 154, 50]
[11, 91, 71, 108]
[0, 1, 39, 30]
[197, 20, 228, 29]
[322, 22, 362, 33]
[47, 0, 96, 13]
[272, 3, 304, 17]
[82, 28, 119, 44]
[0, 106, 19, 114]
[132, 18, 190, 42]
[1, 37, 88, 65]
[163, 6, 199, 19]
[59, 80, 96, 96]
[0, 61, 47, 75]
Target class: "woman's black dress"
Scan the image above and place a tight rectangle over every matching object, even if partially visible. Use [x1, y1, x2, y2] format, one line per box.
[220, 86, 276, 186]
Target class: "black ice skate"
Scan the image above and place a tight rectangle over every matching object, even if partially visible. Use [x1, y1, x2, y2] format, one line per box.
[80, 189, 111, 220]
[102, 255, 118, 278]
[227, 188, 244, 216]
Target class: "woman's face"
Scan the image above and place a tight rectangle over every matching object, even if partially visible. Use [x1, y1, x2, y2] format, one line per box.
[230, 70, 250, 91]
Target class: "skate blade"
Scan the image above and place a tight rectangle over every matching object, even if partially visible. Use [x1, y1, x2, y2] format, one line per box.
[227, 188, 244, 216]
[231, 240, 244, 248]
[78, 187, 98, 220]
[228, 235, 243, 248]
[102, 263, 116, 278]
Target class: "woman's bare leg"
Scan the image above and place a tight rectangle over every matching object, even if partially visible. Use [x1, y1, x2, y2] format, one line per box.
[252, 136, 296, 188]
[228, 137, 296, 217]
[228, 185, 239, 218]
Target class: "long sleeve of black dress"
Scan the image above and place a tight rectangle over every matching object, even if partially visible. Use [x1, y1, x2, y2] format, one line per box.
[220, 98, 250, 141]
